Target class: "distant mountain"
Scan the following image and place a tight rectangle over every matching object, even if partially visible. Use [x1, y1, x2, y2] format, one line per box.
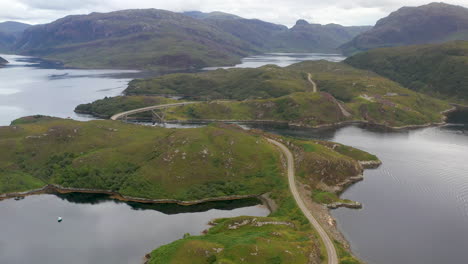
[0, 21, 30, 34]
[15, 9, 255, 70]
[345, 40, 468, 102]
[187, 12, 288, 50]
[13, 9, 370, 70]
[269, 20, 372, 53]
[188, 12, 371, 53]
[0, 21, 31, 52]
[341, 3, 468, 55]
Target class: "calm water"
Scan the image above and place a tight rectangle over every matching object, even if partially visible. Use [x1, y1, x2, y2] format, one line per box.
[0, 53, 344, 126]
[0, 54, 137, 125]
[253, 124, 468, 264]
[0, 193, 268, 264]
[203, 53, 346, 70]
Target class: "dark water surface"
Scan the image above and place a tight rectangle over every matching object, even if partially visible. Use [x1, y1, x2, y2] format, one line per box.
[0, 54, 138, 125]
[252, 124, 468, 264]
[0, 193, 268, 264]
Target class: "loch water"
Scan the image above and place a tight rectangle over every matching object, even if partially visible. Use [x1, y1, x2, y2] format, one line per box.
[0, 193, 268, 264]
[251, 123, 468, 264]
[1, 53, 467, 264]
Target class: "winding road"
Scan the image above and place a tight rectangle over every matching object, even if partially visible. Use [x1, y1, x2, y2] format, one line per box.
[267, 138, 338, 264]
[308, 73, 318, 93]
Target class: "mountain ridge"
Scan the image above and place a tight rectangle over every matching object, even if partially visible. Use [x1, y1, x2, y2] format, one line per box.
[341, 2, 468, 55]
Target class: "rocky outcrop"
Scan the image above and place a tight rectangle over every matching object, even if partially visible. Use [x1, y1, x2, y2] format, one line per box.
[0, 56, 8, 65]
[327, 201, 362, 209]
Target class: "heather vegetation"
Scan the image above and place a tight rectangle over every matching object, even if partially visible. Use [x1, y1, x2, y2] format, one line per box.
[345, 41, 468, 103]
[104, 60, 451, 128]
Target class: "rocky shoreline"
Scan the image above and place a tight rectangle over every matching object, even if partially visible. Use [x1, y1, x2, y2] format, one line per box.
[112, 106, 457, 131]
[0, 184, 265, 206]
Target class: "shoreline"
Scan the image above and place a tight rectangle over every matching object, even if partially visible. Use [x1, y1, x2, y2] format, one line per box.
[0, 184, 265, 206]
[77, 105, 458, 131]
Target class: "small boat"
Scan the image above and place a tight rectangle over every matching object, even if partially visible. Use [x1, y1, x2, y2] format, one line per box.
[58, 217, 63, 223]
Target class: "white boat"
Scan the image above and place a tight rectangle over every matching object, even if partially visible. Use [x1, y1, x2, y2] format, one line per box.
[58, 217, 63, 222]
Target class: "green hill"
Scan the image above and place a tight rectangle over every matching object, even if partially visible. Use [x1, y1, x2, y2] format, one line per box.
[125, 64, 312, 100]
[345, 41, 468, 103]
[93, 61, 451, 128]
[341, 2, 468, 55]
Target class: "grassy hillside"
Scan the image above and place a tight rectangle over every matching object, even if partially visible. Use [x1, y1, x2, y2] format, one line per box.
[345, 41, 468, 103]
[1, 116, 376, 263]
[341, 3, 468, 55]
[2, 117, 284, 200]
[108, 61, 451, 128]
[126, 65, 313, 100]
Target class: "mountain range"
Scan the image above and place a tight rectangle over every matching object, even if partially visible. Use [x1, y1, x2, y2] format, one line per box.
[11, 9, 369, 70]
[341, 2, 468, 55]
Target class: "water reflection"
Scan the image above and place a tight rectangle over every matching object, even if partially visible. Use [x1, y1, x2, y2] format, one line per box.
[0, 193, 268, 264]
[253, 124, 468, 264]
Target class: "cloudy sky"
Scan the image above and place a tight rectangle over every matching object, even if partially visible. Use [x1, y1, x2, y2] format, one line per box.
[1, 0, 467, 27]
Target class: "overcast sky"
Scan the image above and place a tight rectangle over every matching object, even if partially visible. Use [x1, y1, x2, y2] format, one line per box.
[1, 0, 467, 27]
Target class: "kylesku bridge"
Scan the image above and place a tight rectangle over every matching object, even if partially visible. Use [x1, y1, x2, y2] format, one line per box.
[110, 102, 198, 122]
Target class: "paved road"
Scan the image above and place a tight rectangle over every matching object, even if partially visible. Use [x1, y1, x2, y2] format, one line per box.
[110, 102, 198, 120]
[308, 73, 318, 93]
[267, 138, 339, 264]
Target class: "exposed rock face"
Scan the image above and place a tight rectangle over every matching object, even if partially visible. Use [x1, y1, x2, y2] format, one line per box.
[341, 2, 468, 54]
[0, 56, 8, 65]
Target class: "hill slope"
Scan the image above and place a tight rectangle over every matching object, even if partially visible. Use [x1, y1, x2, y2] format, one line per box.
[345, 40, 468, 102]
[189, 13, 371, 53]
[269, 20, 371, 53]
[0, 21, 31, 52]
[14, 9, 255, 70]
[341, 2, 468, 55]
